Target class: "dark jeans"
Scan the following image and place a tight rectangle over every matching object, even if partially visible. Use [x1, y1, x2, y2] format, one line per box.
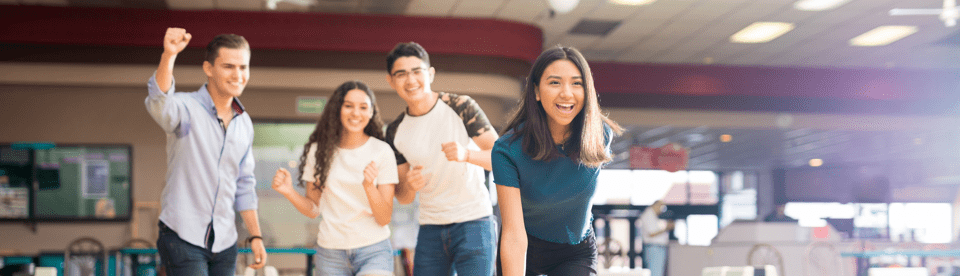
[414, 216, 497, 276]
[157, 222, 238, 276]
[522, 233, 598, 276]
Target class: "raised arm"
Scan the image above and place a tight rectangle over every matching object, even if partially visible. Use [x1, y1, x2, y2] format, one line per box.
[157, 27, 190, 93]
[271, 168, 321, 219]
[145, 28, 192, 133]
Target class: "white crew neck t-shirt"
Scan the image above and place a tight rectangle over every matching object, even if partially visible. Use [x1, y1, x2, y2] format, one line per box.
[385, 92, 496, 225]
[301, 137, 399, 249]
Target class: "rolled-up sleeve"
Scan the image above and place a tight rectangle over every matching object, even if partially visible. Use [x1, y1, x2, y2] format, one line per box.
[234, 144, 258, 211]
[144, 72, 185, 133]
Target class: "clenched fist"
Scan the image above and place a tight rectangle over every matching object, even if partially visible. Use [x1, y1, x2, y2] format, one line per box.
[441, 141, 469, 162]
[271, 168, 294, 195]
[405, 165, 426, 192]
[362, 161, 378, 188]
[163, 27, 192, 56]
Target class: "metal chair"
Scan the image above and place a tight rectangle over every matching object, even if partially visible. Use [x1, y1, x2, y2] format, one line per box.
[64, 237, 108, 276]
[118, 238, 160, 276]
[803, 241, 844, 276]
[747, 243, 785, 276]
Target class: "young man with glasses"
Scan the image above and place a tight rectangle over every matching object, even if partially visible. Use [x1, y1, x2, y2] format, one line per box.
[384, 42, 498, 276]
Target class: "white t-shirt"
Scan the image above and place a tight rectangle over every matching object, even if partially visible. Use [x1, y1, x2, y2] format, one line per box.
[385, 92, 495, 225]
[301, 137, 399, 249]
[640, 207, 669, 245]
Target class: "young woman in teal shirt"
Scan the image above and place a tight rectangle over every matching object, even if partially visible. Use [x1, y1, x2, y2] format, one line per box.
[494, 46, 622, 276]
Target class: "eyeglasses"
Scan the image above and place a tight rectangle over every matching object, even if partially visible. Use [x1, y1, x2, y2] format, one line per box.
[391, 68, 425, 81]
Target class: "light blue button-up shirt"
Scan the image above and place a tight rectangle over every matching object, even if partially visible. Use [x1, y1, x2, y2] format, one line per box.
[145, 74, 257, 253]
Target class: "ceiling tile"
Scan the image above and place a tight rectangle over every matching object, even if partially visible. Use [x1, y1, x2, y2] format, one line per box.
[495, 0, 549, 24]
[218, 0, 261, 11]
[585, 1, 641, 21]
[569, 19, 622, 36]
[592, 16, 671, 51]
[167, 0, 212, 9]
[311, 0, 361, 13]
[674, 0, 745, 24]
[617, 33, 690, 60]
[274, 1, 312, 12]
[405, 0, 458, 16]
[694, 42, 756, 64]
[652, 39, 714, 63]
[536, 0, 603, 34]
[451, 0, 505, 17]
[632, 0, 697, 21]
[556, 34, 602, 49]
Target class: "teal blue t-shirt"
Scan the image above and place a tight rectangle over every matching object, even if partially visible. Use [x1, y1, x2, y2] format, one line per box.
[492, 125, 612, 245]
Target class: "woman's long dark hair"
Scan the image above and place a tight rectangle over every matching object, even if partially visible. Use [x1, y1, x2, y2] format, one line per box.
[501, 46, 622, 168]
[297, 81, 385, 190]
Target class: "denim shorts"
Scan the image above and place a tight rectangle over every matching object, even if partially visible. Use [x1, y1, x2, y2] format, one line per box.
[315, 238, 395, 276]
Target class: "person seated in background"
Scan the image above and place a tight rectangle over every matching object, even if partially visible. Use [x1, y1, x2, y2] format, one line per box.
[763, 203, 797, 222]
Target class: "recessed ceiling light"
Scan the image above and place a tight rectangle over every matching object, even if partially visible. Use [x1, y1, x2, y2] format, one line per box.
[850, 26, 917, 46]
[849, 26, 917, 46]
[730, 22, 795, 43]
[609, 0, 657, 5]
[809, 158, 823, 167]
[793, 0, 850, 11]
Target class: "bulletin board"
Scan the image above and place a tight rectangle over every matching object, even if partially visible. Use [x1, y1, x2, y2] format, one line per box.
[0, 143, 132, 222]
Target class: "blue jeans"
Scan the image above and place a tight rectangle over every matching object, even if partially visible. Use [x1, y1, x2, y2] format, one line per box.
[315, 239, 395, 276]
[414, 216, 497, 276]
[642, 244, 667, 276]
[157, 222, 238, 276]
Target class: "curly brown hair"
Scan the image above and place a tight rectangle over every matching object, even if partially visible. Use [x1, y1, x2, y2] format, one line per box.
[297, 81, 385, 191]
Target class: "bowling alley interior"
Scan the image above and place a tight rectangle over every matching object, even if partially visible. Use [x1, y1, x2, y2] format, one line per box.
[2, 0, 960, 275]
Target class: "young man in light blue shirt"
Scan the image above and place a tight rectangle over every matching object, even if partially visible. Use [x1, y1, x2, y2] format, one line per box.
[145, 27, 266, 275]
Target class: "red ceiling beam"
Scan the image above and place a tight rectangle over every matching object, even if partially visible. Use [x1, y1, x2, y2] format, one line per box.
[0, 5, 543, 62]
[591, 62, 960, 102]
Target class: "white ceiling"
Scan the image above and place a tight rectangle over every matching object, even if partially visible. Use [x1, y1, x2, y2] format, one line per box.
[12, 0, 960, 69]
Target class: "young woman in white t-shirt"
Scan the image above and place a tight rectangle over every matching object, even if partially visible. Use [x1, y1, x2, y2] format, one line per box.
[271, 81, 399, 276]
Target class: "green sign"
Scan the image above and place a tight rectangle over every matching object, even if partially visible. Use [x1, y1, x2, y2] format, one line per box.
[297, 96, 327, 115]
